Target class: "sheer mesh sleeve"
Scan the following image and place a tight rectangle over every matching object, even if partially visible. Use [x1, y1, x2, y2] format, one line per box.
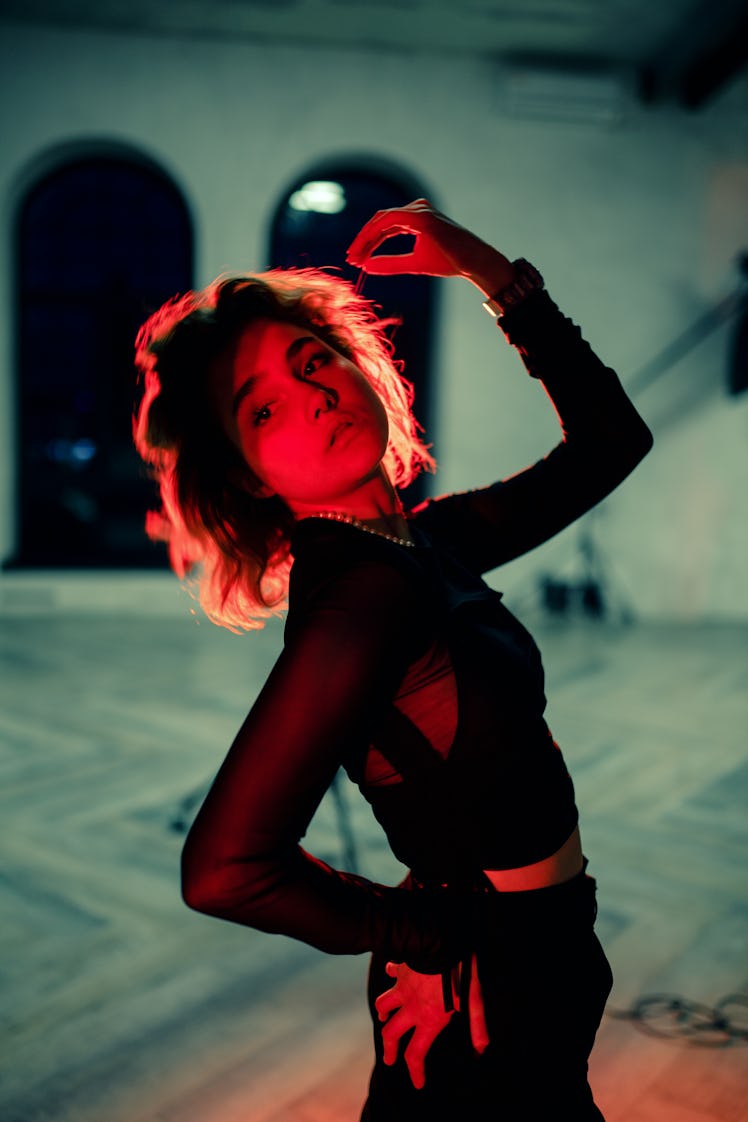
[181, 549, 465, 971]
[413, 290, 654, 575]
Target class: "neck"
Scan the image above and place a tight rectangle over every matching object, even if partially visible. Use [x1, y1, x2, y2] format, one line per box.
[300, 509, 415, 549]
[290, 470, 413, 543]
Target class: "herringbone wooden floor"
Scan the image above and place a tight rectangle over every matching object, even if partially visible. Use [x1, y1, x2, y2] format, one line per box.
[2, 607, 747, 1122]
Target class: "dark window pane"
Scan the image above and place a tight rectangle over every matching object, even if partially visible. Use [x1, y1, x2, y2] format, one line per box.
[14, 156, 193, 567]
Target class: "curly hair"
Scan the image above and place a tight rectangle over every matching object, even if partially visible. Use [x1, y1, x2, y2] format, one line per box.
[133, 268, 435, 631]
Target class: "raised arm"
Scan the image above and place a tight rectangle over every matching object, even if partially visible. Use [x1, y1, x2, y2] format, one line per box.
[181, 550, 465, 969]
[415, 289, 653, 572]
[348, 200, 653, 574]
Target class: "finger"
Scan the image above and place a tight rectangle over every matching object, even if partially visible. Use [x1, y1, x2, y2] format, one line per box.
[354, 254, 421, 276]
[384, 961, 399, 977]
[347, 216, 428, 260]
[347, 233, 416, 266]
[346, 199, 443, 259]
[403, 1031, 430, 1090]
[468, 953, 490, 1055]
[380, 1009, 413, 1066]
[375, 988, 402, 1020]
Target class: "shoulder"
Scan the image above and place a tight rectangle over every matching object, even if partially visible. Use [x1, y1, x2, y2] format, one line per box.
[410, 490, 474, 537]
[286, 518, 428, 637]
[410, 489, 488, 556]
[410, 487, 519, 577]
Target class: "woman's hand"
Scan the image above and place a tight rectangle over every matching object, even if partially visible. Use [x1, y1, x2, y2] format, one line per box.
[346, 199, 515, 297]
[375, 954, 490, 1090]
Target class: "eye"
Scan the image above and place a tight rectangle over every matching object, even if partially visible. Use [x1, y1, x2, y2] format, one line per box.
[301, 352, 327, 378]
[252, 403, 274, 427]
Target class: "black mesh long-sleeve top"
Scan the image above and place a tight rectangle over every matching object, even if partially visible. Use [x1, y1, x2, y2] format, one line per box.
[181, 290, 653, 973]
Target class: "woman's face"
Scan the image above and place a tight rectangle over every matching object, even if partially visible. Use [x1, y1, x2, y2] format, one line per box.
[212, 319, 390, 512]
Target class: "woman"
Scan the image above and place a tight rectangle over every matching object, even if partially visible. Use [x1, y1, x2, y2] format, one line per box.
[134, 200, 653, 1120]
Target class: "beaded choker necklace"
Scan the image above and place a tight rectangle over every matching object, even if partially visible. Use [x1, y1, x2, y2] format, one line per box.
[302, 510, 416, 549]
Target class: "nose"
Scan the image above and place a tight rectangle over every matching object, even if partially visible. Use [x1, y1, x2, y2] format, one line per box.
[308, 384, 338, 421]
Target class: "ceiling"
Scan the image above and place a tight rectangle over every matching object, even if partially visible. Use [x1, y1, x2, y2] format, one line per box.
[1, 0, 746, 108]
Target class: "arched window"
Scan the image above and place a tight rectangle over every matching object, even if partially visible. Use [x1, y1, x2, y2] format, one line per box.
[269, 161, 437, 506]
[13, 153, 193, 567]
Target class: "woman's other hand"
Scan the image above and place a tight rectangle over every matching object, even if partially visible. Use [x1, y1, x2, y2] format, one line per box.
[374, 954, 490, 1089]
[346, 199, 515, 297]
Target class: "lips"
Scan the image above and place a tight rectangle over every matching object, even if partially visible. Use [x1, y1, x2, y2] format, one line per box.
[329, 420, 354, 447]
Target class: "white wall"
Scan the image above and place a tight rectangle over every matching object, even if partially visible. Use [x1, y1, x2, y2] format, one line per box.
[0, 22, 746, 620]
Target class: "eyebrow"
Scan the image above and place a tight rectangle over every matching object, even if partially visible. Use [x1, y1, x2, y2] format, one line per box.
[231, 335, 315, 417]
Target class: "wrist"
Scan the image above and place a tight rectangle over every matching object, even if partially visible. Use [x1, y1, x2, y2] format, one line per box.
[461, 248, 516, 298]
[481, 259, 545, 317]
[467, 261, 517, 299]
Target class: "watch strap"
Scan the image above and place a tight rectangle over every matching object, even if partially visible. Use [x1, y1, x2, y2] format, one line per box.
[481, 259, 545, 317]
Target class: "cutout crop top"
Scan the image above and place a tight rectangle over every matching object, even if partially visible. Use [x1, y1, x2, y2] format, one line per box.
[181, 290, 653, 973]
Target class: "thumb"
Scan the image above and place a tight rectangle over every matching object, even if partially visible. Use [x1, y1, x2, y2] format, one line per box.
[355, 253, 418, 275]
[385, 961, 399, 977]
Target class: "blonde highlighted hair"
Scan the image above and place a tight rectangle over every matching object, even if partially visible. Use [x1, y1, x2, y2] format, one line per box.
[133, 268, 434, 631]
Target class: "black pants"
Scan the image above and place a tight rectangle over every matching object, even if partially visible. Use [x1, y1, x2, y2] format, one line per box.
[360, 867, 612, 1121]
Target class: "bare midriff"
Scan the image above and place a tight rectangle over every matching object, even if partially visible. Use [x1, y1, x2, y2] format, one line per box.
[482, 825, 584, 893]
